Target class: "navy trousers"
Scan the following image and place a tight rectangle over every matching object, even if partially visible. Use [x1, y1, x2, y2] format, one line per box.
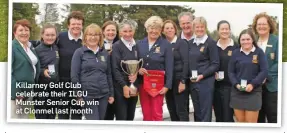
[189, 77, 214, 122]
[84, 95, 109, 120]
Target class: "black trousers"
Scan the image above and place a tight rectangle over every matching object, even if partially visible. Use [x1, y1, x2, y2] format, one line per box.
[258, 85, 277, 123]
[33, 80, 57, 119]
[83, 95, 109, 120]
[165, 78, 189, 121]
[213, 84, 234, 122]
[57, 79, 82, 120]
[105, 103, 115, 120]
[114, 89, 138, 120]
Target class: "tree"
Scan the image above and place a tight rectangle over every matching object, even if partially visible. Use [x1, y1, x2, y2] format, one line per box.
[208, 29, 238, 44]
[13, 3, 41, 40]
[63, 4, 194, 40]
[42, 3, 59, 25]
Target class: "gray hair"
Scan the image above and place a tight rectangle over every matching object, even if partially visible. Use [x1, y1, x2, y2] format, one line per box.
[144, 16, 163, 29]
[178, 12, 194, 23]
[118, 19, 138, 31]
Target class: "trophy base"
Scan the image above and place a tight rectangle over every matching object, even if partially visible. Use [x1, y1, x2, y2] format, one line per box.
[129, 83, 138, 97]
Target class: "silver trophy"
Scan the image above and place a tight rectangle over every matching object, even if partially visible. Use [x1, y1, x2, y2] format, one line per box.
[121, 59, 143, 96]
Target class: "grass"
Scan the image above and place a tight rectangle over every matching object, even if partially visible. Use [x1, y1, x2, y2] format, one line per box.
[0, 3, 8, 62]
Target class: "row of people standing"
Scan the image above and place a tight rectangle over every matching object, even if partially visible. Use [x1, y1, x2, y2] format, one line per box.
[11, 10, 278, 123]
[213, 12, 278, 123]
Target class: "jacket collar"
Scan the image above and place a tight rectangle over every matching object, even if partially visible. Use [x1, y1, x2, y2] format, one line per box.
[83, 45, 104, 53]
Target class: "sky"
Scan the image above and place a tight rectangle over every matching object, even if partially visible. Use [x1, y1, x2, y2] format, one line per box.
[190, 2, 282, 36]
[34, 1, 283, 36]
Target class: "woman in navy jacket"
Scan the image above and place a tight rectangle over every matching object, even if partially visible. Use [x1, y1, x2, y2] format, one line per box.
[71, 23, 114, 120]
[111, 19, 139, 120]
[34, 24, 59, 119]
[188, 17, 219, 122]
[162, 20, 189, 121]
[213, 20, 238, 122]
[228, 29, 268, 123]
[137, 16, 174, 121]
[102, 20, 119, 120]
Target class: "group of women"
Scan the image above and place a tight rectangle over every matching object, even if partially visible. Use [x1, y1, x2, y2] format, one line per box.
[11, 10, 278, 123]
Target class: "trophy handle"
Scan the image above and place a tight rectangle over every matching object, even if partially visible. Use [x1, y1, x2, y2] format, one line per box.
[121, 60, 130, 75]
[134, 58, 143, 75]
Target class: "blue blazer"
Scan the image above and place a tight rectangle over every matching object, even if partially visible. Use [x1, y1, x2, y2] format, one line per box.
[136, 36, 174, 89]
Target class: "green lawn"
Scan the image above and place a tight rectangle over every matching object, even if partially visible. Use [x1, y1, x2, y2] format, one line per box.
[0, 3, 8, 62]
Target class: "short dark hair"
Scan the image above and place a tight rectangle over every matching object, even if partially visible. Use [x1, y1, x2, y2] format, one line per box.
[217, 20, 230, 31]
[67, 11, 85, 26]
[238, 29, 258, 48]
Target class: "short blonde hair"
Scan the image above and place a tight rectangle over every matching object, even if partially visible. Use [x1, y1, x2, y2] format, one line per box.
[193, 17, 207, 30]
[144, 16, 163, 29]
[83, 23, 104, 47]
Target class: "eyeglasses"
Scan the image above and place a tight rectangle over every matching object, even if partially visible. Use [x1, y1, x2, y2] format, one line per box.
[87, 34, 101, 37]
[257, 23, 269, 26]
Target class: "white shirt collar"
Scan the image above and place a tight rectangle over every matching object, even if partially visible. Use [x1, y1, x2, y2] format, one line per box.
[180, 31, 195, 41]
[257, 40, 268, 53]
[193, 34, 208, 46]
[217, 39, 234, 49]
[104, 39, 114, 44]
[240, 46, 256, 55]
[170, 36, 177, 44]
[121, 37, 135, 51]
[68, 30, 83, 41]
[18, 40, 32, 51]
[87, 46, 99, 54]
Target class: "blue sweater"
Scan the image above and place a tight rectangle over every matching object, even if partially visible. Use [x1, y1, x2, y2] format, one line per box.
[215, 42, 239, 86]
[71, 46, 114, 98]
[172, 38, 189, 82]
[228, 47, 268, 90]
[111, 39, 139, 93]
[136, 36, 174, 89]
[57, 32, 82, 81]
[188, 36, 219, 79]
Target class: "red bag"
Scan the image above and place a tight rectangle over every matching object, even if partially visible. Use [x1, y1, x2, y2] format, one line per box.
[143, 70, 165, 97]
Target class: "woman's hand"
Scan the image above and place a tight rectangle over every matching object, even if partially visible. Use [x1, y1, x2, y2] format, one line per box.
[139, 68, 148, 75]
[196, 75, 204, 82]
[178, 82, 185, 93]
[44, 69, 51, 78]
[159, 87, 169, 95]
[123, 85, 130, 98]
[215, 72, 219, 80]
[129, 74, 137, 83]
[245, 84, 254, 92]
[108, 97, 114, 104]
[190, 75, 204, 83]
[236, 84, 241, 90]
